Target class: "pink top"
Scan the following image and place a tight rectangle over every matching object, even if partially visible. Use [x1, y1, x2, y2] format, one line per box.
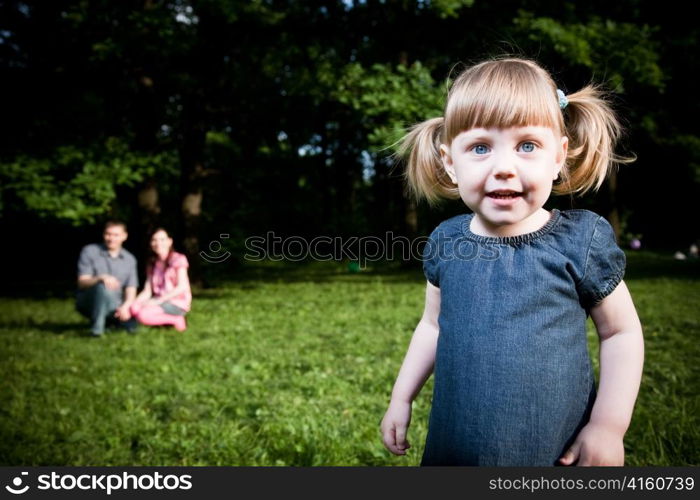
[150, 252, 192, 312]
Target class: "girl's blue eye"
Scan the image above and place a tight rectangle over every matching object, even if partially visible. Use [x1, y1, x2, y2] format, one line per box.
[520, 142, 536, 153]
[473, 144, 490, 155]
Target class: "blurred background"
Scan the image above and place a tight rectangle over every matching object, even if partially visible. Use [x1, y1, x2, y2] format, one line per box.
[0, 1, 698, 466]
[1, 0, 698, 285]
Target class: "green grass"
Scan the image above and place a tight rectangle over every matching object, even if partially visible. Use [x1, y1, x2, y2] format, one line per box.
[0, 253, 698, 466]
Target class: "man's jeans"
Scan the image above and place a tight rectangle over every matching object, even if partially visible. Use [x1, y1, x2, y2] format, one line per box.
[76, 283, 122, 335]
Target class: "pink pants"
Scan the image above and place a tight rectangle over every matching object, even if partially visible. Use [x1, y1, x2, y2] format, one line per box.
[130, 302, 187, 331]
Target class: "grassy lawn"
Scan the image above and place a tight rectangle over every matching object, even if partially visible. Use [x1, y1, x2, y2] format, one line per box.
[0, 252, 698, 466]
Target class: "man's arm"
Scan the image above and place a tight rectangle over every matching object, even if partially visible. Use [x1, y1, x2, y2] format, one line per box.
[78, 274, 100, 289]
[115, 257, 139, 320]
[122, 286, 136, 307]
[115, 286, 137, 321]
[77, 274, 120, 290]
[77, 245, 120, 290]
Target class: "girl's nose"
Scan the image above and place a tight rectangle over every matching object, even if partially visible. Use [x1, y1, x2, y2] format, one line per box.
[492, 158, 517, 179]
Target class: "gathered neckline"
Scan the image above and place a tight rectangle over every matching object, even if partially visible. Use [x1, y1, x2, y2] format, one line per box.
[461, 209, 561, 245]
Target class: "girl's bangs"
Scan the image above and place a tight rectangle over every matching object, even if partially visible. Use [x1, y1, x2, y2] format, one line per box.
[443, 65, 562, 141]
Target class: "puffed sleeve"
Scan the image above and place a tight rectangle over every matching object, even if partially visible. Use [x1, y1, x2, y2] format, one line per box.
[173, 253, 190, 269]
[422, 229, 440, 288]
[576, 216, 626, 309]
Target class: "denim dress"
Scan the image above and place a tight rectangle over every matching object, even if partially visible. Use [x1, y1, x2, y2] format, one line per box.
[421, 209, 625, 466]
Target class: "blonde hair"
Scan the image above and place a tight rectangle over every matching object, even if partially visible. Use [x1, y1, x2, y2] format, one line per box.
[398, 57, 633, 204]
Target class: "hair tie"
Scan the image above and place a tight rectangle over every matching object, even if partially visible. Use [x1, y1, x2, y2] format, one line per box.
[557, 89, 568, 110]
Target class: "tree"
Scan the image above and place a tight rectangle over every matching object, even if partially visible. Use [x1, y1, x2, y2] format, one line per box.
[1, 0, 696, 281]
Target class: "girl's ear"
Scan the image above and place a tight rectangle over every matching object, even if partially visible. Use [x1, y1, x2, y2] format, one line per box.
[554, 135, 569, 180]
[440, 144, 458, 184]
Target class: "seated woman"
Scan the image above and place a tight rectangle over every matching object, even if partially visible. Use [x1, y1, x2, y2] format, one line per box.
[130, 228, 191, 331]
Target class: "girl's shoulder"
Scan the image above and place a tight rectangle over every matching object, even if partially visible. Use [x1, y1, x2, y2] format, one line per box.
[168, 251, 190, 269]
[556, 208, 605, 230]
[551, 209, 606, 240]
[422, 215, 469, 288]
[427, 214, 469, 239]
[539, 209, 611, 250]
[555, 209, 626, 309]
[553, 209, 621, 250]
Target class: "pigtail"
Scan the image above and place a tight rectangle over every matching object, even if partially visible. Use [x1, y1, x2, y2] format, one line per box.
[397, 117, 459, 204]
[557, 85, 634, 195]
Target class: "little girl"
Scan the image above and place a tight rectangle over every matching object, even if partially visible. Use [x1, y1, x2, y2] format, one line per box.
[130, 228, 192, 331]
[380, 57, 644, 466]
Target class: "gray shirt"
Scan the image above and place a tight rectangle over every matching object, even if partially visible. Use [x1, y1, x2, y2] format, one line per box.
[77, 244, 139, 293]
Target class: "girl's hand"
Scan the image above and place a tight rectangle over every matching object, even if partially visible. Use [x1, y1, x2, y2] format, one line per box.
[559, 422, 625, 466]
[380, 399, 412, 456]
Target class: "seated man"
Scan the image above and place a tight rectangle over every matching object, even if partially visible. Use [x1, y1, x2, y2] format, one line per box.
[76, 220, 138, 336]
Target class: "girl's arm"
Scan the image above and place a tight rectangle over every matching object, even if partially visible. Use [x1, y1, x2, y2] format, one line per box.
[560, 280, 644, 466]
[150, 267, 190, 305]
[381, 281, 441, 456]
[134, 280, 153, 303]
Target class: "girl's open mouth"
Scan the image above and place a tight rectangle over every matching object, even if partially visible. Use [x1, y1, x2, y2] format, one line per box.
[486, 190, 523, 199]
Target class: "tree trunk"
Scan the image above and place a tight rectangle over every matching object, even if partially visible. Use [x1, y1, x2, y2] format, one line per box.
[136, 180, 161, 271]
[137, 180, 160, 234]
[397, 50, 417, 239]
[179, 125, 207, 287]
[404, 194, 418, 238]
[607, 169, 621, 242]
